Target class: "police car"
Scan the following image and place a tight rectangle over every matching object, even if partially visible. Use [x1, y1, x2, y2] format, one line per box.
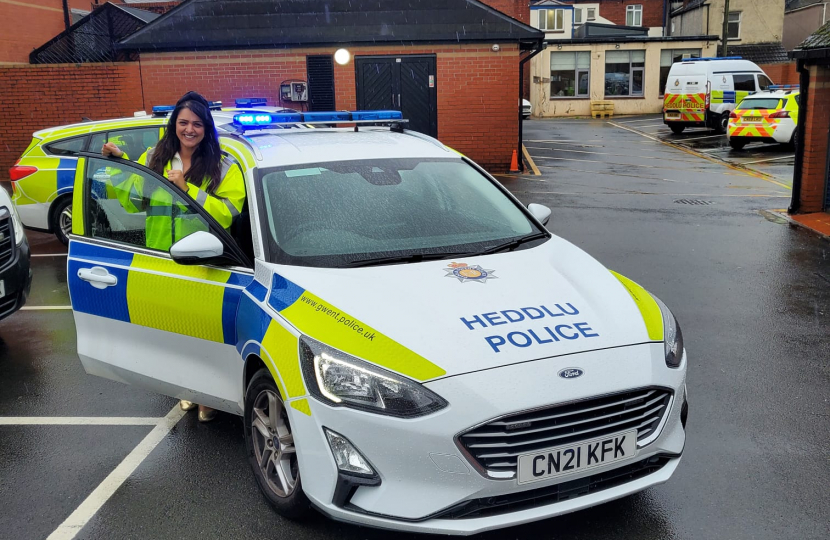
[68, 110, 688, 535]
[0, 186, 31, 321]
[8, 99, 294, 244]
[727, 86, 800, 151]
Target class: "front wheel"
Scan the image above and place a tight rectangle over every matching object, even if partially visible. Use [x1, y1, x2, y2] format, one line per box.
[244, 368, 311, 520]
[669, 124, 685, 134]
[52, 197, 72, 245]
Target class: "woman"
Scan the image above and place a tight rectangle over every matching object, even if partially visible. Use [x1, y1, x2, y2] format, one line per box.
[103, 91, 246, 422]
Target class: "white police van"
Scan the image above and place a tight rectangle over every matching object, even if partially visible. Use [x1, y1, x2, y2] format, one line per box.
[68, 110, 688, 534]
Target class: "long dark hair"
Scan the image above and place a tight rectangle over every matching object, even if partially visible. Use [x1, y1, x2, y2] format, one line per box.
[149, 91, 222, 193]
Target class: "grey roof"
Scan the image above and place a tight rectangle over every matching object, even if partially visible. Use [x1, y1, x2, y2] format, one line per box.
[113, 4, 161, 23]
[727, 42, 790, 64]
[799, 20, 830, 48]
[119, 0, 544, 51]
[785, 0, 825, 12]
[671, 0, 707, 16]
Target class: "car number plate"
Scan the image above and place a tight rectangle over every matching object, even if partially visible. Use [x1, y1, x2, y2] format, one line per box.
[744, 116, 762, 122]
[665, 113, 680, 120]
[517, 429, 637, 485]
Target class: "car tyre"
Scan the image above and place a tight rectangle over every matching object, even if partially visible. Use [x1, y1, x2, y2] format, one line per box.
[715, 112, 729, 134]
[669, 124, 685, 135]
[51, 196, 72, 245]
[244, 368, 311, 520]
[790, 129, 799, 151]
[729, 140, 747, 151]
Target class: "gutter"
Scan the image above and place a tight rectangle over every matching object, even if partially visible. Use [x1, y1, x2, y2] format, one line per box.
[789, 58, 810, 214]
[518, 41, 546, 173]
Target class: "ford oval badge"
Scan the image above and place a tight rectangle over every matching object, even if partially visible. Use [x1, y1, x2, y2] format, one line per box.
[558, 368, 584, 379]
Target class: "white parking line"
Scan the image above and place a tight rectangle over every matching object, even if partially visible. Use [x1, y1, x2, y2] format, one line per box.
[676, 134, 725, 141]
[21, 306, 73, 310]
[615, 118, 664, 124]
[46, 406, 186, 540]
[0, 417, 163, 425]
[739, 155, 795, 164]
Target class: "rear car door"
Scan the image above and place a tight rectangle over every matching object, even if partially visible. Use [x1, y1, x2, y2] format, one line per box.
[67, 154, 254, 414]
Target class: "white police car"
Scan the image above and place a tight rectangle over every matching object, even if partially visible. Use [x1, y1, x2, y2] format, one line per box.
[68, 110, 687, 534]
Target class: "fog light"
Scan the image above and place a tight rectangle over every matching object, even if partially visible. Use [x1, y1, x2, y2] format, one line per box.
[325, 429, 375, 476]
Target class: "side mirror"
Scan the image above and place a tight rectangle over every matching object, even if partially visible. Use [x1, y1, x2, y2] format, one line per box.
[528, 203, 551, 226]
[170, 231, 224, 265]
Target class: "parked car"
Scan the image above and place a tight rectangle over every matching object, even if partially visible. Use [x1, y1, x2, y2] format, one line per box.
[0, 186, 31, 322]
[522, 99, 532, 119]
[727, 86, 799, 151]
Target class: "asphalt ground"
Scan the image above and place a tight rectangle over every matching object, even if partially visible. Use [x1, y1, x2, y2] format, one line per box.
[1, 117, 828, 540]
[603, 113, 796, 185]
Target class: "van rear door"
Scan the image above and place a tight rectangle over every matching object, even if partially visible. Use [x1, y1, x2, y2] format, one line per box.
[663, 66, 707, 123]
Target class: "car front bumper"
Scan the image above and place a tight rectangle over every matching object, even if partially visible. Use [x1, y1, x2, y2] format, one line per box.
[287, 342, 687, 535]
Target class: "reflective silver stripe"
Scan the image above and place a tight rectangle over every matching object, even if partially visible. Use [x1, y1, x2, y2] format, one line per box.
[194, 188, 208, 206]
[222, 197, 240, 217]
[147, 205, 172, 217]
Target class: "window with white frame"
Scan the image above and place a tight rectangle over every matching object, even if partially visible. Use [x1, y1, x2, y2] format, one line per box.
[550, 51, 591, 97]
[587, 8, 596, 20]
[626, 5, 643, 26]
[538, 9, 566, 31]
[574, 8, 582, 24]
[605, 50, 645, 97]
[727, 11, 741, 40]
[659, 48, 701, 95]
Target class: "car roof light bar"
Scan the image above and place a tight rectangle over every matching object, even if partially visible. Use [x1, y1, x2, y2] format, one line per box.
[151, 105, 175, 116]
[768, 85, 799, 89]
[232, 110, 406, 130]
[235, 97, 268, 107]
[685, 56, 743, 61]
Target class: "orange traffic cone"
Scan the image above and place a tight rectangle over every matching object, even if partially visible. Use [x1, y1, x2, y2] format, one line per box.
[509, 149, 520, 173]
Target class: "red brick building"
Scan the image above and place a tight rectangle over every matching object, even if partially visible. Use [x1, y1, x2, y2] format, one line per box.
[790, 21, 830, 226]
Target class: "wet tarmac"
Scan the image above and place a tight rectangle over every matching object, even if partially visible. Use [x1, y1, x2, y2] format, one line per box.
[1, 118, 827, 539]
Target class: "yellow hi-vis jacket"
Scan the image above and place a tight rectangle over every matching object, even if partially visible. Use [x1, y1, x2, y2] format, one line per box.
[113, 148, 245, 251]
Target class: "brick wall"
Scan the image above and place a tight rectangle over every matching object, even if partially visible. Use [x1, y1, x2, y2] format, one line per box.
[0, 63, 144, 174]
[0, 0, 91, 63]
[140, 44, 521, 172]
[585, 0, 665, 28]
[759, 62, 799, 86]
[479, 0, 530, 24]
[798, 64, 830, 213]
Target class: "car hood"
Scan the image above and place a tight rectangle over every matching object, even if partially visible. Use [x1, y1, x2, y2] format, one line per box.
[262, 236, 661, 380]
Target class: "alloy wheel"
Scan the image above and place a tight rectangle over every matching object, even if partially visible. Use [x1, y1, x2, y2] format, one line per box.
[251, 389, 298, 498]
[59, 204, 72, 239]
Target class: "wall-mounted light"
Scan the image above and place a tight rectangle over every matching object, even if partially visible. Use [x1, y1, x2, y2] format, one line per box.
[615, 44, 620, 49]
[557, 44, 562, 50]
[334, 48, 351, 65]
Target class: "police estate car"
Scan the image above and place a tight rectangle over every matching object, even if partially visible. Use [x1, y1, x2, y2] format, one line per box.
[727, 85, 800, 151]
[68, 110, 688, 535]
[8, 99, 293, 244]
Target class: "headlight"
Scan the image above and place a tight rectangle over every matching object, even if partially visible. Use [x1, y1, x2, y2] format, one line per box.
[652, 296, 684, 368]
[8, 205, 24, 245]
[299, 336, 448, 418]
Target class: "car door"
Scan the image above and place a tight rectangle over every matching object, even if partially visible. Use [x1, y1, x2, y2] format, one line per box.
[67, 153, 254, 414]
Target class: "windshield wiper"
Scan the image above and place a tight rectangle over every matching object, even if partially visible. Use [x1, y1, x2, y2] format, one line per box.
[345, 251, 470, 268]
[474, 231, 549, 256]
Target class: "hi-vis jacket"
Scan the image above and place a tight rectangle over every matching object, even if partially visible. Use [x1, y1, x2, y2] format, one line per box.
[114, 148, 245, 250]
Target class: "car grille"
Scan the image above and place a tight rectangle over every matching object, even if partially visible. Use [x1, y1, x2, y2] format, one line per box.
[458, 388, 673, 477]
[0, 215, 14, 270]
[436, 454, 674, 519]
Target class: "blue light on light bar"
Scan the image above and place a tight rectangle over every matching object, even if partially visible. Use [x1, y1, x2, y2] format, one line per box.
[235, 97, 267, 107]
[302, 111, 352, 122]
[151, 105, 175, 116]
[768, 85, 799, 89]
[233, 112, 303, 126]
[208, 101, 223, 110]
[687, 56, 743, 61]
[351, 110, 404, 121]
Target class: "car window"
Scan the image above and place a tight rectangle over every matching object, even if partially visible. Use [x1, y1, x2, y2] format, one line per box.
[44, 137, 88, 156]
[259, 157, 538, 267]
[732, 74, 756, 92]
[792, 95, 800, 107]
[85, 157, 210, 251]
[756, 74, 773, 91]
[736, 98, 782, 110]
[90, 128, 160, 161]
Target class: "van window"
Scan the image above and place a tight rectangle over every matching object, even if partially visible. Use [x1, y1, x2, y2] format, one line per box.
[733, 74, 756, 92]
[757, 74, 773, 91]
[736, 99, 782, 110]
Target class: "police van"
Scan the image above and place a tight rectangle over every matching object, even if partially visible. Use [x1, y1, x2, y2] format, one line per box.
[663, 57, 774, 134]
[68, 110, 688, 534]
[8, 100, 292, 244]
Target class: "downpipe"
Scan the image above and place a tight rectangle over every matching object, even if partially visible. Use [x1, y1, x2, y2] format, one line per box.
[789, 59, 810, 214]
[518, 42, 546, 173]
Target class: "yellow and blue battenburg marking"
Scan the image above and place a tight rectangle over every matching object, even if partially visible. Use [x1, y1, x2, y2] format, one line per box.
[68, 242, 253, 346]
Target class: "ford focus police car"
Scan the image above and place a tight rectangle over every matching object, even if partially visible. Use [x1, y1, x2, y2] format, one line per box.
[727, 86, 799, 151]
[68, 110, 688, 535]
[8, 99, 293, 244]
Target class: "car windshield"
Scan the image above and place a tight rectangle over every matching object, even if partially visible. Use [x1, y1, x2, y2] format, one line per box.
[737, 98, 782, 110]
[258, 157, 542, 267]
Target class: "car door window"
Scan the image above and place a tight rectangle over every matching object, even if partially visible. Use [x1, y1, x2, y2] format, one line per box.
[45, 136, 88, 156]
[85, 156, 210, 251]
[89, 128, 160, 161]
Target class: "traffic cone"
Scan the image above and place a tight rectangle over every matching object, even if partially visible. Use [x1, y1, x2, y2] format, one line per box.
[509, 149, 520, 173]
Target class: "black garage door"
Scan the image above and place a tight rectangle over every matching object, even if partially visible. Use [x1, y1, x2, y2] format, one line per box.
[355, 55, 437, 138]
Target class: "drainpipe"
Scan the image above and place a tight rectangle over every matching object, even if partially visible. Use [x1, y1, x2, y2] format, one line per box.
[789, 58, 810, 214]
[519, 41, 545, 172]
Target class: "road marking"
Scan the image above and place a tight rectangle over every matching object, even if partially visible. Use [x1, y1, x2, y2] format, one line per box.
[31, 253, 68, 257]
[0, 417, 163, 425]
[608, 121, 793, 191]
[46, 406, 187, 540]
[525, 146, 703, 163]
[676, 134, 724, 141]
[492, 173, 545, 182]
[615, 118, 664, 124]
[739, 155, 795, 164]
[533, 155, 708, 172]
[21, 306, 73, 310]
[522, 144, 541, 176]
